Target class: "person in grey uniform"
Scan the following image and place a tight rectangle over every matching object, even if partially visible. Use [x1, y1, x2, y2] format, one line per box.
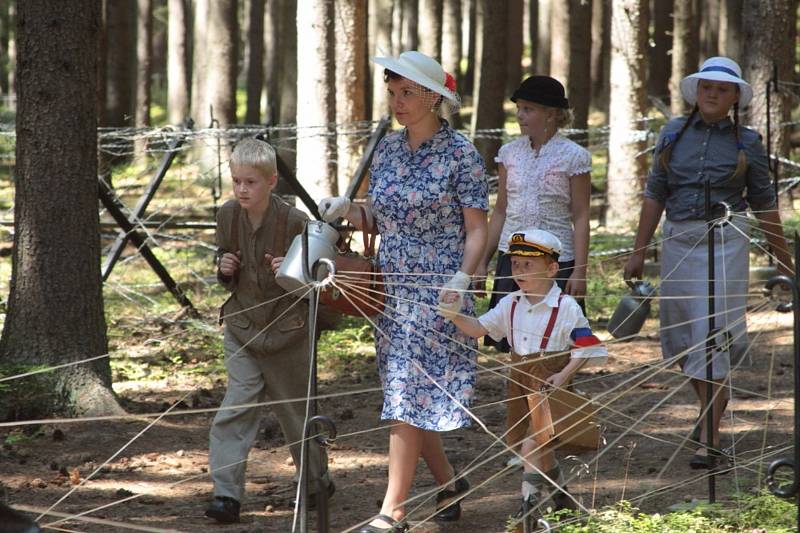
[206, 138, 331, 523]
[623, 57, 793, 469]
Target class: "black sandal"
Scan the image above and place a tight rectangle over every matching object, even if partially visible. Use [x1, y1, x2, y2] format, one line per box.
[690, 446, 731, 473]
[434, 475, 470, 522]
[357, 513, 408, 533]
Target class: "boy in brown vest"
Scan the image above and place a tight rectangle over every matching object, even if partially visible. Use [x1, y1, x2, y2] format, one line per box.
[206, 138, 331, 523]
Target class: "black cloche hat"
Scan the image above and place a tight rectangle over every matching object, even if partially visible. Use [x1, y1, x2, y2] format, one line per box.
[510, 76, 570, 109]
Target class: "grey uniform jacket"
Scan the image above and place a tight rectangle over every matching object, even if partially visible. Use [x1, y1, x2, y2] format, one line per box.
[216, 196, 309, 354]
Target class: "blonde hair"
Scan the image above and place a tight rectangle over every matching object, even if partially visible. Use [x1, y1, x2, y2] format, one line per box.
[230, 138, 277, 178]
[554, 107, 573, 129]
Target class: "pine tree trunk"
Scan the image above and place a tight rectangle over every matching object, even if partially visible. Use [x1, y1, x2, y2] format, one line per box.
[1, 0, 123, 418]
[648, 0, 672, 102]
[590, 0, 611, 112]
[6, 1, 13, 105]
[403, 0, 419, 51]
[264, 0, 279, 124]
[135, 0, 153, 157]
[0, 2, 8, 96]
[699, 0, 719, 60]
[369, 0, 393, 121]
[528, 0, 538, 73]
[191, 0, 237, 128]
[335, 0, 367, 193]
[742, 0, 796, 158]
[418, 0, 442, 62]
[167, 0, 190, 125]
[718, 0, 742, 59]
[297, 0, 337, 199]
[471, 0, 507, 172]
[462, 0, 476, 97]
[97, 0, 108, 128]
[536, 0, 551, 75]
[669, 0, 698, 116]
[151, 0, 167, 94]
[106, 0, 136, 128]
[505, 0, 524, 95]
[246, 0, 265, 124]
[441, 0, 462, 127]
[606, 0, 649, 231]
[277, 0, 298, 171]
[550, 0, 591, 140]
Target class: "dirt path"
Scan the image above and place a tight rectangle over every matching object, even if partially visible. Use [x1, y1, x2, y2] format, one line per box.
[1, 309, 795, 532]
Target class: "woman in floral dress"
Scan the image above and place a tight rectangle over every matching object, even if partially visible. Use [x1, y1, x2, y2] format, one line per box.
[319, 50, 488, 532]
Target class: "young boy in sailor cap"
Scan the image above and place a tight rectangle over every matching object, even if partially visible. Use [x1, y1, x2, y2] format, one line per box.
[440, 228, 606, 528]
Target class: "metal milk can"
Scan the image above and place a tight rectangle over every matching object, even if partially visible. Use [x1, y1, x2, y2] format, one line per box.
[607, 280, 658, 339]
[275, 220, 339, 295]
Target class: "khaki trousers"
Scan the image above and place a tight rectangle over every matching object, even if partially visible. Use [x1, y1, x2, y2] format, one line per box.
[506, 352, 570, 452]
[209, 328, 328, 501]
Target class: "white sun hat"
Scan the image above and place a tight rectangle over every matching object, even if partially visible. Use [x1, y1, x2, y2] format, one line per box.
[371, 50, 459, 106]
[679, 56, 753, 108]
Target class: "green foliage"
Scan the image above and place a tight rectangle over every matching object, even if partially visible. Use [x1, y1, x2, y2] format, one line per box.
[545, 494, 797, 533]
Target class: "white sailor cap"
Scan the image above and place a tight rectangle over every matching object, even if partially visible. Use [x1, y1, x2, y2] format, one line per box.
[507, 228, 562, 260]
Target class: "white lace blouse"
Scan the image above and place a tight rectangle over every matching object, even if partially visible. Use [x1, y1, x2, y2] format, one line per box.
[495, 134, 592, 262]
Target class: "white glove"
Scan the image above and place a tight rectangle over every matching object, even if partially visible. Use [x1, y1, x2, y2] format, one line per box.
[437, 271, 471, 319]
[317, 196, 351, 222]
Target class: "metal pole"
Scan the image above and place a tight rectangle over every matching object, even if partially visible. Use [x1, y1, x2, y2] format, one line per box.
[766, 231, 800, 530]
[704, 180, 717, 502]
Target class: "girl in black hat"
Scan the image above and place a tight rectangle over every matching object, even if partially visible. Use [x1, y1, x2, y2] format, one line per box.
[478, 76, 592, 351]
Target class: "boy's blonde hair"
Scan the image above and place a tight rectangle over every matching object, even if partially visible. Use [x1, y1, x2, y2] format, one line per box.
[230, 138, 277, 178]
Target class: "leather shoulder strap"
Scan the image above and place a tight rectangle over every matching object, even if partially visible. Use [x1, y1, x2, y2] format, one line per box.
[540, 293, 565, 351]
[230, 202, 241, 251]
[273, 200, 291, 255]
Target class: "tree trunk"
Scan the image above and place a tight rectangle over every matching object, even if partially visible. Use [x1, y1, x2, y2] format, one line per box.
[550, 0, 591, 140]
[669, 0, 698, 116]
[648, 0, 672, 102]
[402, 0, 419, 51]
[335, 0, 367, 193]
[441, 0, 462, 127]
[418, 0, 442, 62]
[97, 0, 107, 129]
[742, 0, 796, 158]
[105, 0, 136, 129]
[277, 0, 298, 170]
[0, 2, 8, 96]
[135, 0, 153, 157]
[718, 0, 742, 59]
[297, 0, 337, 199]
[462, 0, 476, 97]
[699, 0, 719, 60]
[2, 0, 123, 418]
[590, 0, 611, 112]
[264, 0, 279, 124]
[606, 0, 649, 231]
[6, 1, 13, 105]
[167, 0, 190, 125]
[528, 0, 538, 73]
[191, 0, 238, 169]
[536, 0, 551, 75]
[471, 0, 507, 172]
[151, 0, 167, 92]
[369, 0, 393, 121]
[505, 0, 524, 95]
[246, 0, 265, 124]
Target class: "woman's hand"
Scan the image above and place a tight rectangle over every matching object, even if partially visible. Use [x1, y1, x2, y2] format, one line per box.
[623, 252, 645, 282]
[564, 270, 586, 298]
[317, 196, 351, 222]
[218, 251, 241, 277]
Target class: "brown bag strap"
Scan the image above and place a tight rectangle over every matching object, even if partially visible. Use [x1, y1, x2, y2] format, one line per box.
[355, 204, 378, 256]
[272, 200, 291, 255]
[230, 202, 241, 252]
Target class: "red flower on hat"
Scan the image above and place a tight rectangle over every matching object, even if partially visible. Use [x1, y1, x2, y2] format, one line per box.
[444, 72, 456, 93]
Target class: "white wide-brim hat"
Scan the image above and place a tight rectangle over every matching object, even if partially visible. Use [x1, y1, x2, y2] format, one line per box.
[371, 50, 459, 106]
[680, 56, 753, 108]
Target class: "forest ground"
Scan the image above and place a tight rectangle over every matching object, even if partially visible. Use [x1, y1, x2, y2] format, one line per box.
[0, 303, 795, 532]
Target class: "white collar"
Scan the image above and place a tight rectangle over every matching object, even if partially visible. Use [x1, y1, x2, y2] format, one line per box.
[515, 283, 562, 308]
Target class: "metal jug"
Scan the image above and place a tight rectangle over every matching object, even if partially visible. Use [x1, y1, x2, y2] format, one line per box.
[607, 280, 657, 339]
[275, 220, 339, 296]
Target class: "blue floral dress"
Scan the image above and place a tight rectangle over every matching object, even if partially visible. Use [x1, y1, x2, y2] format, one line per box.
[368, 121, 488, 431]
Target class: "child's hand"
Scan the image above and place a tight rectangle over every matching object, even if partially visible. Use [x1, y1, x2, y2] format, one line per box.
[218, 251, 241, 277]
[270, 256, 284, 273]
[545, 370, 571, 390]
[264, 252, 275, 269]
